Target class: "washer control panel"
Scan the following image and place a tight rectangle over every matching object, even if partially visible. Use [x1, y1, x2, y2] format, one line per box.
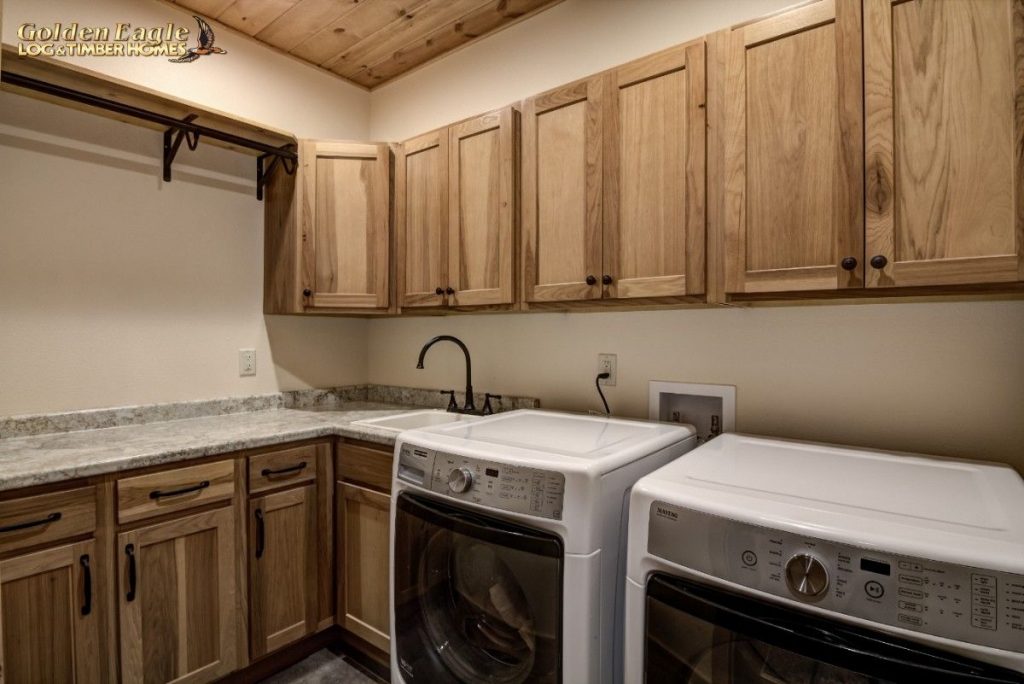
[397, 442, 565, 520]
[648, 502, 1024, 653]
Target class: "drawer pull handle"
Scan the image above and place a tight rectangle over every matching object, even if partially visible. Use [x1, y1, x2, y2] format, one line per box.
[261, 461, 307, 478]
[80, 554, 92, 616]
[0, 511, 61, 534]
[125, 543, 137, 602]
[149, 480, 210, 500]
[255, 509, 265, 559]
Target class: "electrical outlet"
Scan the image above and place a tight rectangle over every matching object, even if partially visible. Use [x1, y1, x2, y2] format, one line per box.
[239, 349, 256, 377]
[597, 353, 617, 387]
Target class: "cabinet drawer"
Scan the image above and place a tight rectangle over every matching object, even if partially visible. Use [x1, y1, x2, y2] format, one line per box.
[0, 486, 96, 555]
[249, 444, 318, 494]
[336, 443, 393, 492]
[118, 460, 234, 524]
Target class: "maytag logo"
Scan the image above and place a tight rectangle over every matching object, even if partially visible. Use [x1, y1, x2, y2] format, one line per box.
[655, 505, 679, 521]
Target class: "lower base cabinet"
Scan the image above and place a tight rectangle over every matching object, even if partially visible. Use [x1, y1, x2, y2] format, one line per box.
[249, 485, 317, 659]
[0, 540, 101, 683]
[117, 507, 238, 684]
[336, 481, 391, 653]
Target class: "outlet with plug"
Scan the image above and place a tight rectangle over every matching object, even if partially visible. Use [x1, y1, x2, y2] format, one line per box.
[597, 353, 617, 386]
[239, 349, 256, 377]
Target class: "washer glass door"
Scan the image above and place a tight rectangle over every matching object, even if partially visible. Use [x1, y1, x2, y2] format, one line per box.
[394, 492, 563, 683]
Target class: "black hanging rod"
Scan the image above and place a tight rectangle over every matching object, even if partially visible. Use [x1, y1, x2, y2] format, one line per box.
[1, 70, 297, 198]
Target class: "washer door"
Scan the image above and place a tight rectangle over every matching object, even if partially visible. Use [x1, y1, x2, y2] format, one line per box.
[394, 492, 563, 683]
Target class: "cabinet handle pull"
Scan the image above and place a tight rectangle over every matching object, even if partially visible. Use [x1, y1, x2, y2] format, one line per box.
[149, 480, 209, 500]
[255, 509, 265, 559]
[435, 287, 445, 296]
[870, 255, 889, 269]
[840, 257, 858, 271]
[303, 288, 312, 297]
[585, 275, 597, 286]
[261, 461, 307, 477]
[125, 544, 137, 602]
[0, 511, 61, 534]
[80, 554, 92, 616]
[602, 274, 613, 285]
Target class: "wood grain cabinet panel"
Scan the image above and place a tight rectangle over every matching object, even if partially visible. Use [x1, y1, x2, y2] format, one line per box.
[248, 445, 317, 495]
[0, 486, 96, 557]
[117, 461, 234, 525]
[336, 482, 391, 654]
[396, 129, 449, 309]
[301, 141, 391, 311]
[604, 41, 706, 298]
[249, 486, 317, 659]
[864, 0, 1024, 287]
[0, 540, 101, 683]
[723, 0, 864, 294]
[117, 507, 237, 684]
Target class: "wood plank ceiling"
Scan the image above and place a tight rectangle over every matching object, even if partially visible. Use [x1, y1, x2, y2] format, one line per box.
[170, 0, 563, 88]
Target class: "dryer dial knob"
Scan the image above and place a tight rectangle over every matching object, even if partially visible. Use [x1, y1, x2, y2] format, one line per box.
[447, 467, 474, 493]
[785, 554, 829, 599]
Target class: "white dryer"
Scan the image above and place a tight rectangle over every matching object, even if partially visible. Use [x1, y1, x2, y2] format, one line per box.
[625, 433, 1024, 683]
[389, 409, 696, 684]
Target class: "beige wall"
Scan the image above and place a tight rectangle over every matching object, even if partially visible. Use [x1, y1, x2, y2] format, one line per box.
[0, 0, 371, 415]
[365, 0, 1024, 471]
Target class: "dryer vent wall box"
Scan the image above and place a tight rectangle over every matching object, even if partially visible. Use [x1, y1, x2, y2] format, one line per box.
[649, 381, 736, 444]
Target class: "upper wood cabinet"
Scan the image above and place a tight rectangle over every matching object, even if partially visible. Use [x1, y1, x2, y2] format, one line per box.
[522, 41, 707, 305]
[264, 141, 392, 314]
[396, 106, 518, 311]
[863, 0, 1024, 288]
[722, 0, 864, 295]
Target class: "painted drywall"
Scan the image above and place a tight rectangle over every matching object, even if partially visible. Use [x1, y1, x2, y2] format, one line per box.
[0, 0, 372, 415]
[365, 0, 1024, 471]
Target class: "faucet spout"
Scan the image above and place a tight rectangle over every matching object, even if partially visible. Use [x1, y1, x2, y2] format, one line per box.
[415, 335, 475, 413]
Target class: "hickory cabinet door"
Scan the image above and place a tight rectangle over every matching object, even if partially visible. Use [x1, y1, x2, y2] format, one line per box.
[249, 485, 317, 659]
[604, 41, 706, 299]
[864, 0, 1024, 287]
[448, 108, 517, 307]
[522, 76, 605, 303]
[396, 130, 448, 309]
[118, 508, 237, 684]
[723, 0, 864, 294]
[301, 141, 391, 311]
[0, 540, 101, 683]
[336, 482, 391, 654]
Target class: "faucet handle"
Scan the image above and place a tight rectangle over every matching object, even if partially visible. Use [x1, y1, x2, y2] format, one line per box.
[483, 393, 503, 416]
[440, 390, 458, 412]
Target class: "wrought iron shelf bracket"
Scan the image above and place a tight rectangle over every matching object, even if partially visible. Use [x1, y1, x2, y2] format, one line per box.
[1, 69, 298, 199]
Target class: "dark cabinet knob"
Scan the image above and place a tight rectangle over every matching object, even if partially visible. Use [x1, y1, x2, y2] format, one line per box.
[302, 288, 312, 297]
[840, 257, 857, 271]
[445, 287, 455, 295]
[870, 255, 888, 269]
[435, 287, 444, 296]
[602, 274, 613, 285]
[585, 275, 597, 286]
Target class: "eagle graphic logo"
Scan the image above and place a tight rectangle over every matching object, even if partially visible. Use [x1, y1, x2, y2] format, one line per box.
[169, 16, 226, 63]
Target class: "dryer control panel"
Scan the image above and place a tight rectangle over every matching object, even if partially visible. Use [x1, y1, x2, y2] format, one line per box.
[648, 502, 1024, 653]
[397, 443, 565, 520]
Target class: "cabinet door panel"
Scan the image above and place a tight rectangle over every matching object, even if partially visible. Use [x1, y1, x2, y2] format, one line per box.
[605, 41, 706, 298]
[449, 107, 517, 307]
[302, 141, 390, 310]
[865, 0, 1024, 286]
[0, 540, 100, 683]
[522, 77, 604, 302]
[397, 130, 448, 309]
[336, 482, 390, 653]
[118, 507, 236, 684]
[249, 486, 316, 659]
[724, 0, 863, 294]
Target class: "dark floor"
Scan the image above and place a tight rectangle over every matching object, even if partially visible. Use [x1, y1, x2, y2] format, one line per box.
[260, 646, 387, 684]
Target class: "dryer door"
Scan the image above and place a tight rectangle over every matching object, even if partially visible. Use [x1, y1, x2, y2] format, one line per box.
[394, 492, 563, 684]
[644, 573, 1023, 684]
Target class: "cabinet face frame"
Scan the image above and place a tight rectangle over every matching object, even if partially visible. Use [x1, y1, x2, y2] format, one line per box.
[396, 129, 449, 309]
[864, 0, 1024, 287]
[448, 107, 518, 307]
[603, 40, 707, 299]
[0, 540, 100, 683]
[117, 507, 237, 684]
[300, 141, 391, 311]
[522, 76, 605, 303]
[723, 0, 864, 295]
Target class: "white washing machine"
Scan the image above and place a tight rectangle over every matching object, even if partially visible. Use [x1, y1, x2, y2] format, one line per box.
[625, 433, 1024, 683]
[389, 409, 696, 684]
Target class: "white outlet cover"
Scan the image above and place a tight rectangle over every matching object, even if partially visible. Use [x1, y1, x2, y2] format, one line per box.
[239, 349, 256, 377]
[597, 353, 617, 387]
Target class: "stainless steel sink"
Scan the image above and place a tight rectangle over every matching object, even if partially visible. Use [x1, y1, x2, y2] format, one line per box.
[352, 409, 481, 433]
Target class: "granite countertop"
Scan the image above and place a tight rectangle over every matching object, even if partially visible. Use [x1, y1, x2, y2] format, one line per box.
[0, 401, 417, 492]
